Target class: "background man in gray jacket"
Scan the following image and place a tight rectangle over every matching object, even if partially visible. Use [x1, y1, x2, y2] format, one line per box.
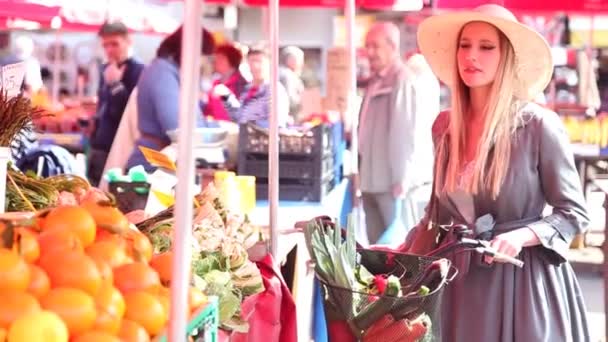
[358, 22, 436, 244]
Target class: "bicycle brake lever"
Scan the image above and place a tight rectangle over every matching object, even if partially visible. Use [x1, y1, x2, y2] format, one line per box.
[476, 247, 525, 268]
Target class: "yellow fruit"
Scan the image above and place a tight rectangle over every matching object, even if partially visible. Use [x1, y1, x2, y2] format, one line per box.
[7, 311, 68, 342]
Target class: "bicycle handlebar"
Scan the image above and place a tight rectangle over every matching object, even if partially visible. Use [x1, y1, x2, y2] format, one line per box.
[430, 237, 525, 268]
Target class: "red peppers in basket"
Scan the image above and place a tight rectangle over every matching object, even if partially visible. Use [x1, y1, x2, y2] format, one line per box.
[373, 275, 388, 294]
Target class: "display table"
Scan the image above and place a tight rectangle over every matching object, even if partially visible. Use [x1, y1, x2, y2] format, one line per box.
[590, 178, 608, 342]
[574, 153, 608, 198]
[249, 178, 352, 342]
[37, 133, 88, 154]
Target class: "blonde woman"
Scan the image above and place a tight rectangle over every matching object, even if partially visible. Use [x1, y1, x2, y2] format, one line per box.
[398, 5, 589, 341]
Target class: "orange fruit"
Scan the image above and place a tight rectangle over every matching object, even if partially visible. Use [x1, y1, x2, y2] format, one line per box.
[72, 330, 121, 342]
[117, 320, 150, 342]
[156, 295, 170, 323]
[27, 264, 50, 298]
[149, 252, 172, 285]
[124, 230, 153, 263]
[82, 201, 130, 235]
[42, 206, 96, 247]
[0, 248, 30, 292]
[37, 229, 83, 257]
[94, 227, 116, 242]
[93, 258, 114, 289]
[113, 263, 160, 294]
[40, 288, 97, 336]
[7, 310, 68, 342]
[0, 327, 6, 341]
[93, 285, 125, 334]
[123, 291, 167, 336]
[13, 228, 40, 263]
[0, 292, 40, 328]
[38, 250, 102, 296]
[189, 287, 207, 312]
[86, 239, 130, 268]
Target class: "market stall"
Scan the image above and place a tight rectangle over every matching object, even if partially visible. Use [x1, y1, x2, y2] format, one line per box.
[589, 178, 608, 342]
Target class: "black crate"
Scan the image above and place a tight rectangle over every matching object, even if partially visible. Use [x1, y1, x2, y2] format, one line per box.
[238, 122, 340, 157]
[238, 152, 334, 180]
[255, 174, 335, 202]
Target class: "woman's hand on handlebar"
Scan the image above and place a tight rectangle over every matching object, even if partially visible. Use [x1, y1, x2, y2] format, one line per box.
[484, 227, 539, 264]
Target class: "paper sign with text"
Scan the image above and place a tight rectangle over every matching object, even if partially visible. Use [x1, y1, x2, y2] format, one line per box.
[1, 62, 26, 98]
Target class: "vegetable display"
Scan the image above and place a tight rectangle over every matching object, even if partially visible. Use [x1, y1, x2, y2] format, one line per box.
[138, 183, 264, 332]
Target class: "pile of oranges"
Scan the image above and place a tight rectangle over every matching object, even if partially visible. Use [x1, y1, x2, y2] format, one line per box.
[0, 201, 207, 342]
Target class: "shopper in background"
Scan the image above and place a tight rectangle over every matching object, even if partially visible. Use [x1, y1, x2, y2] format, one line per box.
[393, 52, 439, 233]
[205, 43, 249, 121]
[126, 26, 215, 171]
[87, 21, 143, 186]
[13, 36, 43, 95]
[396, 4, 589, 340]
[279, 46, 305, 122]
[215, 45, 289, 128]
[358, 22, 431, 244]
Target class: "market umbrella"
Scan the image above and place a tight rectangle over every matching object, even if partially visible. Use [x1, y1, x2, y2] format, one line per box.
[0, 0, 180, 33]
[434, 0, 608, 13]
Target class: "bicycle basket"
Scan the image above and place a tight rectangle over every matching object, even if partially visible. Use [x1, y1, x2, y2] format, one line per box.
[319, 249, 454, 342]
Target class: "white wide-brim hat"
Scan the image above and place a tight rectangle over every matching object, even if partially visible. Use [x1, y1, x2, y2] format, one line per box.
[417, 4, 553, 101]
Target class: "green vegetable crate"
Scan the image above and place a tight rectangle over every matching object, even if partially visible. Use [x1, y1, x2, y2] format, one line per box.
[155, 296, 219, 342]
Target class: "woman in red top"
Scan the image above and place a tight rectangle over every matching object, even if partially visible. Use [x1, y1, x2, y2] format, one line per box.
[205, 43, 249, 121]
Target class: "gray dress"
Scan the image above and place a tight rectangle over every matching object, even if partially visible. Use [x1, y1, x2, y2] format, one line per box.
[405, 103, 591, 342]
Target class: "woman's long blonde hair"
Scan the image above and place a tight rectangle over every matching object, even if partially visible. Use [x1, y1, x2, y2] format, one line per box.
[436, 23, 521, 199]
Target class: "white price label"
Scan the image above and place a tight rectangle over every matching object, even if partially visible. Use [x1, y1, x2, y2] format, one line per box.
[1, 62, 26, 98]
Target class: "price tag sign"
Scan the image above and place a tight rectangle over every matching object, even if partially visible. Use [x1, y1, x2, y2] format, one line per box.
[138, 146, 177, 171]
[0, 62, 26, 98]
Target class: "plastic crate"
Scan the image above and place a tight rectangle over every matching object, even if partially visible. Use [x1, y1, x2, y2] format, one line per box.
[238, 122, 341, 157]
[256, 173, 335, 202]
[238, 152, 335, 180]
[108, 181, 150, 214]
[155, 296, 219, 342]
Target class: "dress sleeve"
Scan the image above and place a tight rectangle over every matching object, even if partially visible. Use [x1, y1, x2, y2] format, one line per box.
[527, 110, 590, 264]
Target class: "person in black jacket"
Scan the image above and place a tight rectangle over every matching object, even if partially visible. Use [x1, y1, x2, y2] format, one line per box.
[87, 21, 144, 186]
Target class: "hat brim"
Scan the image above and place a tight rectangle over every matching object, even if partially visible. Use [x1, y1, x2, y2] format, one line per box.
[417, 12, 553, 101]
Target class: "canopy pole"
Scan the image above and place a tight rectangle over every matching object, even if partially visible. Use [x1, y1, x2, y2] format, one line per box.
[50, 17, 62, 105]
[268, 0, 280, 261]
[168, 0, 202, 340]
[345, 0, 359, 209]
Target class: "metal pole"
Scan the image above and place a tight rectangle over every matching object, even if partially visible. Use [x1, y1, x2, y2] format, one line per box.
[268, 0, 279, 260]
[50, 17, 62, 105]
[345, 0, 357, 174]
[168, 0, 202, 340]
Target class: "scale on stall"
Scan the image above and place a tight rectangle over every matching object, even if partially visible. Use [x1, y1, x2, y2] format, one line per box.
[167, 127, 228, 167]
